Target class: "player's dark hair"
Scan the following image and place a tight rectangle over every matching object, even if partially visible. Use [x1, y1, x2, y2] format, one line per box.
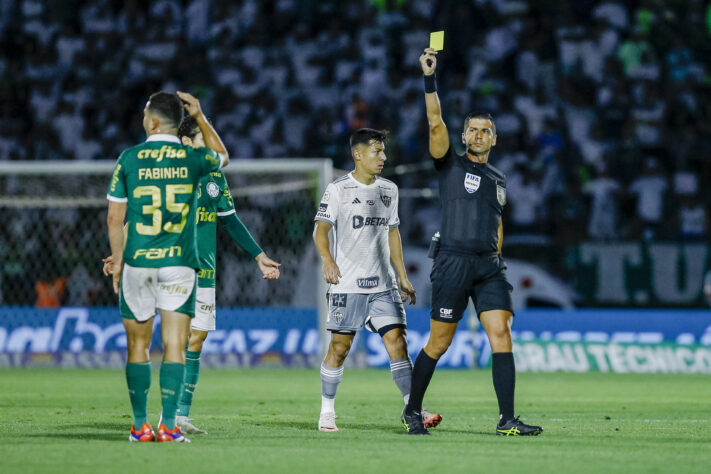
[349, 128, 389, 149]
[178, 114, 199, 140]
[146, 91, 184, 129]
[463, 112, 496, 135]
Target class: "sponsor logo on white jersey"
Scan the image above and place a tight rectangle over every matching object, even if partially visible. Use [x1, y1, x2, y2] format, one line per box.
[357, 276, 380, 288]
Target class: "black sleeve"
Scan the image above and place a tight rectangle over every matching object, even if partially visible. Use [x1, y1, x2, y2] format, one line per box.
[433, 145, 452, 172]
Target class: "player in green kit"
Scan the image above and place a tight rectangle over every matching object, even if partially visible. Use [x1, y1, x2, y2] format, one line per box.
[174, 115, 281, 434]
[106, 91, 228, 443]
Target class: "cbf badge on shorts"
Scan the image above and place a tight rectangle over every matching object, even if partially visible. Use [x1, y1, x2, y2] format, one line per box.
[497, 184, 506, 205]
[464, 173, 481, 193]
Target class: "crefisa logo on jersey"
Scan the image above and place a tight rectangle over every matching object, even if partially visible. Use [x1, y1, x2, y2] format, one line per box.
[380, 194, 391, 207]
[357, 276, 379, 288]
[464, 173, 481, 193]
[206, 181, 220, 198]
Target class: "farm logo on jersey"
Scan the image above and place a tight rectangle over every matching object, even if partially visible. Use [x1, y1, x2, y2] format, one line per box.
[318, 203, 328, 213]
[357, 276, 380, 288]
[464, 173, 481, 193]
[353, 215, 389, 229]
[496, 185, 506, 205]
[206, 181, 220, 198]
[380, 194, 391, 207]
[331, 294, 347, 307]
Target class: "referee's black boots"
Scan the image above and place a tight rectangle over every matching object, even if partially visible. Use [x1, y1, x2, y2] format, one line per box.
[401, 408, 430, 435]
[496, 416, 543, 436]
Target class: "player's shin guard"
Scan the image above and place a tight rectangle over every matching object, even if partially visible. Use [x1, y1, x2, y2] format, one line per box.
[125, 362, 151, 427]
[320, 362, 343, 413]
[160, 362, 185, 430]
[390, 358, 413, 404]
[492, 352, 516, 422]
[177, 350, 201, 417]
[406, 350, 439, 414]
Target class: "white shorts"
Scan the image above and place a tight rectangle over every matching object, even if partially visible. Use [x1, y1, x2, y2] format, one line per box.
[192, 286, 216, 331]
[119, 264, 197, 321]
[326, 290, 406, 334]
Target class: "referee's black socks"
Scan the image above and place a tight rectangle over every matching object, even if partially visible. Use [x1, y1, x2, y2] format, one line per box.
[492, 352, 516, 422]
[405, 349, 439, 414]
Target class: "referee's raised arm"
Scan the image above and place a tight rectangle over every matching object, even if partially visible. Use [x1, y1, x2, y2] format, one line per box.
[419, 48, 449, 159]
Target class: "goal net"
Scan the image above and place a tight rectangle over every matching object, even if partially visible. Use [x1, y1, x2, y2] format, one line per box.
[0, 160, 331, 322]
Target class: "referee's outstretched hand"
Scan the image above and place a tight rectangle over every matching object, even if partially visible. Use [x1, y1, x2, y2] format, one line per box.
[420, 48, 437, 76]
[399, 279, 416, 305]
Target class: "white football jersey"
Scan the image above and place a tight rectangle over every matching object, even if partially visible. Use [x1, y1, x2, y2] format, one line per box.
[315, 172, 400, 293]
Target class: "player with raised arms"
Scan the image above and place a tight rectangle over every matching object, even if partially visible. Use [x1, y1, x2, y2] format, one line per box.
[173, 114, 281, 434]
[106, 91, 228, 443]
[313, 128, 441, 432]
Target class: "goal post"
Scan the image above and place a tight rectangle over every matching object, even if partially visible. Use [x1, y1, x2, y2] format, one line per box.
[0, 159, 333, 355]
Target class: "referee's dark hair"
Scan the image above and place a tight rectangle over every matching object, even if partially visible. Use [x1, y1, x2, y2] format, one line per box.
[147, 91, 184, 130]
[349, 128, 389, 149]
[463, 112, 496, 136]
[178, 115, 199, 140]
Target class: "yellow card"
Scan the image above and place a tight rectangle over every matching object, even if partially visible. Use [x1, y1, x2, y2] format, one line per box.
[429, 31, 444, 51]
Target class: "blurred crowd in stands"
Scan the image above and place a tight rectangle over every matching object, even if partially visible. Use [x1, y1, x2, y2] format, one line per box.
[1, 0, 711, 306]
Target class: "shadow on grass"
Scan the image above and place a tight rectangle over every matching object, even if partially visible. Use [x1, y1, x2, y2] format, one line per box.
[253, 417, 489, 436]
[56, 422, 128, 431]
[16, 422, 130, 442]
[22, 433, 127, 442]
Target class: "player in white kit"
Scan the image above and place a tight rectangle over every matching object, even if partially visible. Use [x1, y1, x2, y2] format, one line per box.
[313, 128, 441, 432]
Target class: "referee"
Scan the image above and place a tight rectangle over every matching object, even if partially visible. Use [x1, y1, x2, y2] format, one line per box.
[401, 48, 543, 436]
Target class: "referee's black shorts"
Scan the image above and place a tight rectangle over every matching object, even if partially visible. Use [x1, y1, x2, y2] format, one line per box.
[430, 250, 514, 323]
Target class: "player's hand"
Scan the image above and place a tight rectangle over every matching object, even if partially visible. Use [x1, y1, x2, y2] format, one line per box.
[110, 257, 123, 295]
[176, 91, 203, 119]
[399, 278, 416, 305]
[420, 48, 437, 76]
[101, 255, 114, 276]
[322, 260, 341, 285]
[256, 252, 281, 280]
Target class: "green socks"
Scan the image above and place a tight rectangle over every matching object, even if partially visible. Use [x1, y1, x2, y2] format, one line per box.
[125, 362, 151, 427]
[177, 350, 202, 417]
[160, 362, 185, 430]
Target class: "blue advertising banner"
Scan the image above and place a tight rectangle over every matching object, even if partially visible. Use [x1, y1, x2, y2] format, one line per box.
[1, 307, 710, 372]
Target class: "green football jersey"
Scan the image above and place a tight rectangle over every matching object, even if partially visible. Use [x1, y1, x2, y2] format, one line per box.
[196, 170, 236, 287]
[107, 134, 222, 269]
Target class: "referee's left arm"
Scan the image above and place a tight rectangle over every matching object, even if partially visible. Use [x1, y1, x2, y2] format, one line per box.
[497, 219, 503, 254]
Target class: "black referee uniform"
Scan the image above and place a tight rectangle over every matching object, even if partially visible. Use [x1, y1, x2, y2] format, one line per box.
[429, 146, 513, 322]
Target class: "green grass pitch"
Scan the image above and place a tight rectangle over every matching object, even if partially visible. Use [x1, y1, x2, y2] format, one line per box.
[1, 368, 709, 473]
